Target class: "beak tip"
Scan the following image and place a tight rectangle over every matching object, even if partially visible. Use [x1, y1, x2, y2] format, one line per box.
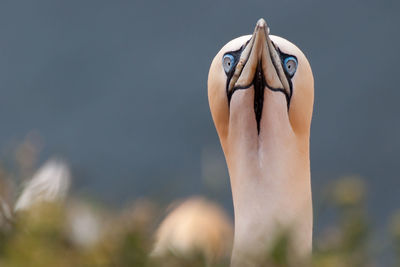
[255, 18, 270, 35]
[256, 18, 267, 28]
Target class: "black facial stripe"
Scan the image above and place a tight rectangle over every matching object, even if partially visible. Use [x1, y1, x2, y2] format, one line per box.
[224, 49, 241, 93]
[277, 48, 297, 106]
[224, 39, 251, 103]
[224, 41, 297, 132]
[278, 49, 298, 79]
[228, 71, 290, 108]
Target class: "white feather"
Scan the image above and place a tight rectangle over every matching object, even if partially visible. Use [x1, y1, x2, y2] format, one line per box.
[14, 158, 71, 211]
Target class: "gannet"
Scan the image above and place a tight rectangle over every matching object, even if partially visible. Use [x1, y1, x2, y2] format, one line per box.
[208, 19, 314, 266]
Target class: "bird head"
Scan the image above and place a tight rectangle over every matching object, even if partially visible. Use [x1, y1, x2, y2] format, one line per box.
[208, 19, 314, 154]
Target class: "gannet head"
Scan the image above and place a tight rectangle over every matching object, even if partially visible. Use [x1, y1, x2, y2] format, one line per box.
[208, 19, 314, 154]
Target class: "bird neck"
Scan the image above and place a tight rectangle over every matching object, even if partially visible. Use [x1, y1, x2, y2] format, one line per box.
[222, 106, 312, 266]
[225, 136, 312, 266]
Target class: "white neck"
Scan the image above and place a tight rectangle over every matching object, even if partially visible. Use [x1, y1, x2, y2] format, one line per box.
[223, 90, 313, 266]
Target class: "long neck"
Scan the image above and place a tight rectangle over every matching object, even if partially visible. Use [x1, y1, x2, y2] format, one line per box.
[222, 89, 312, 266]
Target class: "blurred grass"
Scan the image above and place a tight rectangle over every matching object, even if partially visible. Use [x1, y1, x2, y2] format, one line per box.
[0, 139, 398, 266]
[1, 176, 394, 267]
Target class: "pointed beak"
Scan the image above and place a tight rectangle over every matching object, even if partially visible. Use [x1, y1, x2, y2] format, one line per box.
[227, 19, 290, 101]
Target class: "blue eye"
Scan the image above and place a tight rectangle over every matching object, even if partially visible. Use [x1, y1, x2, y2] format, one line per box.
[223, 54, 235, 74]
[283, 56, 298, 76]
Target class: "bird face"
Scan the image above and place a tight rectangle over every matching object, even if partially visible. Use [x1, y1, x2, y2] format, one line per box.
[208, 19, 314, 152]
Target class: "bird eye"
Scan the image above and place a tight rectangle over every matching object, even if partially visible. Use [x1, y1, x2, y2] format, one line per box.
[223, 54, 235, 74]
[283, 56, 298, 76]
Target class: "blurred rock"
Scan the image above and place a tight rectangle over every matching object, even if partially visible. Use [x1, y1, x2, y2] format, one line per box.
[152, 197, 233, 263]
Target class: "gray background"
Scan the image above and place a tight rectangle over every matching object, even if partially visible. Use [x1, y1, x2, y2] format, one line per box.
[0, 0, 399, 233]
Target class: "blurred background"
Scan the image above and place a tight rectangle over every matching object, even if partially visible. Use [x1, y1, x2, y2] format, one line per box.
[0, 0, 399, 265]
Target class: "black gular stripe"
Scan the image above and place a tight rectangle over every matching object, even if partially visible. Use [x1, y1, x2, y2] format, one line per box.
[224, 43, 296, 134]
[225, 40, 250, 103]
[253, 62, 265, 133]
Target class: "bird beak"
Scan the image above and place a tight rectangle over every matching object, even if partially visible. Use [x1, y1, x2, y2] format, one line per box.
[227, 19, 290, 101]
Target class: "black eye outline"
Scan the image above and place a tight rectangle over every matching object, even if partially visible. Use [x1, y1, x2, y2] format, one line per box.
[222, 46, 245, 78]
[283, 56, 298, 77]
[222, 54, 235, 74]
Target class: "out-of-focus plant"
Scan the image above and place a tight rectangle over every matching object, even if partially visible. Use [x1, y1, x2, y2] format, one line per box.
[390, 211, 400, 266]
[313, 176, 370, 267]
[0, 175, 391, 267]
[0, 139, 399, 266]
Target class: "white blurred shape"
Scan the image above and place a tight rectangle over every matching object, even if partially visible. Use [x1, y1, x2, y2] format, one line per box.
[67, 201, 101, 248]
[0, 196, 12, 229]
[152, 197, 233, 262]
[14, 158, 71, 211]
[0, 196, 12, 221]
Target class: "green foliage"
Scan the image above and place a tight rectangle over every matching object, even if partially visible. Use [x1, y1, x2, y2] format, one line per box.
[313, 176, 371, 267]
[0, 161, 397, 267]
